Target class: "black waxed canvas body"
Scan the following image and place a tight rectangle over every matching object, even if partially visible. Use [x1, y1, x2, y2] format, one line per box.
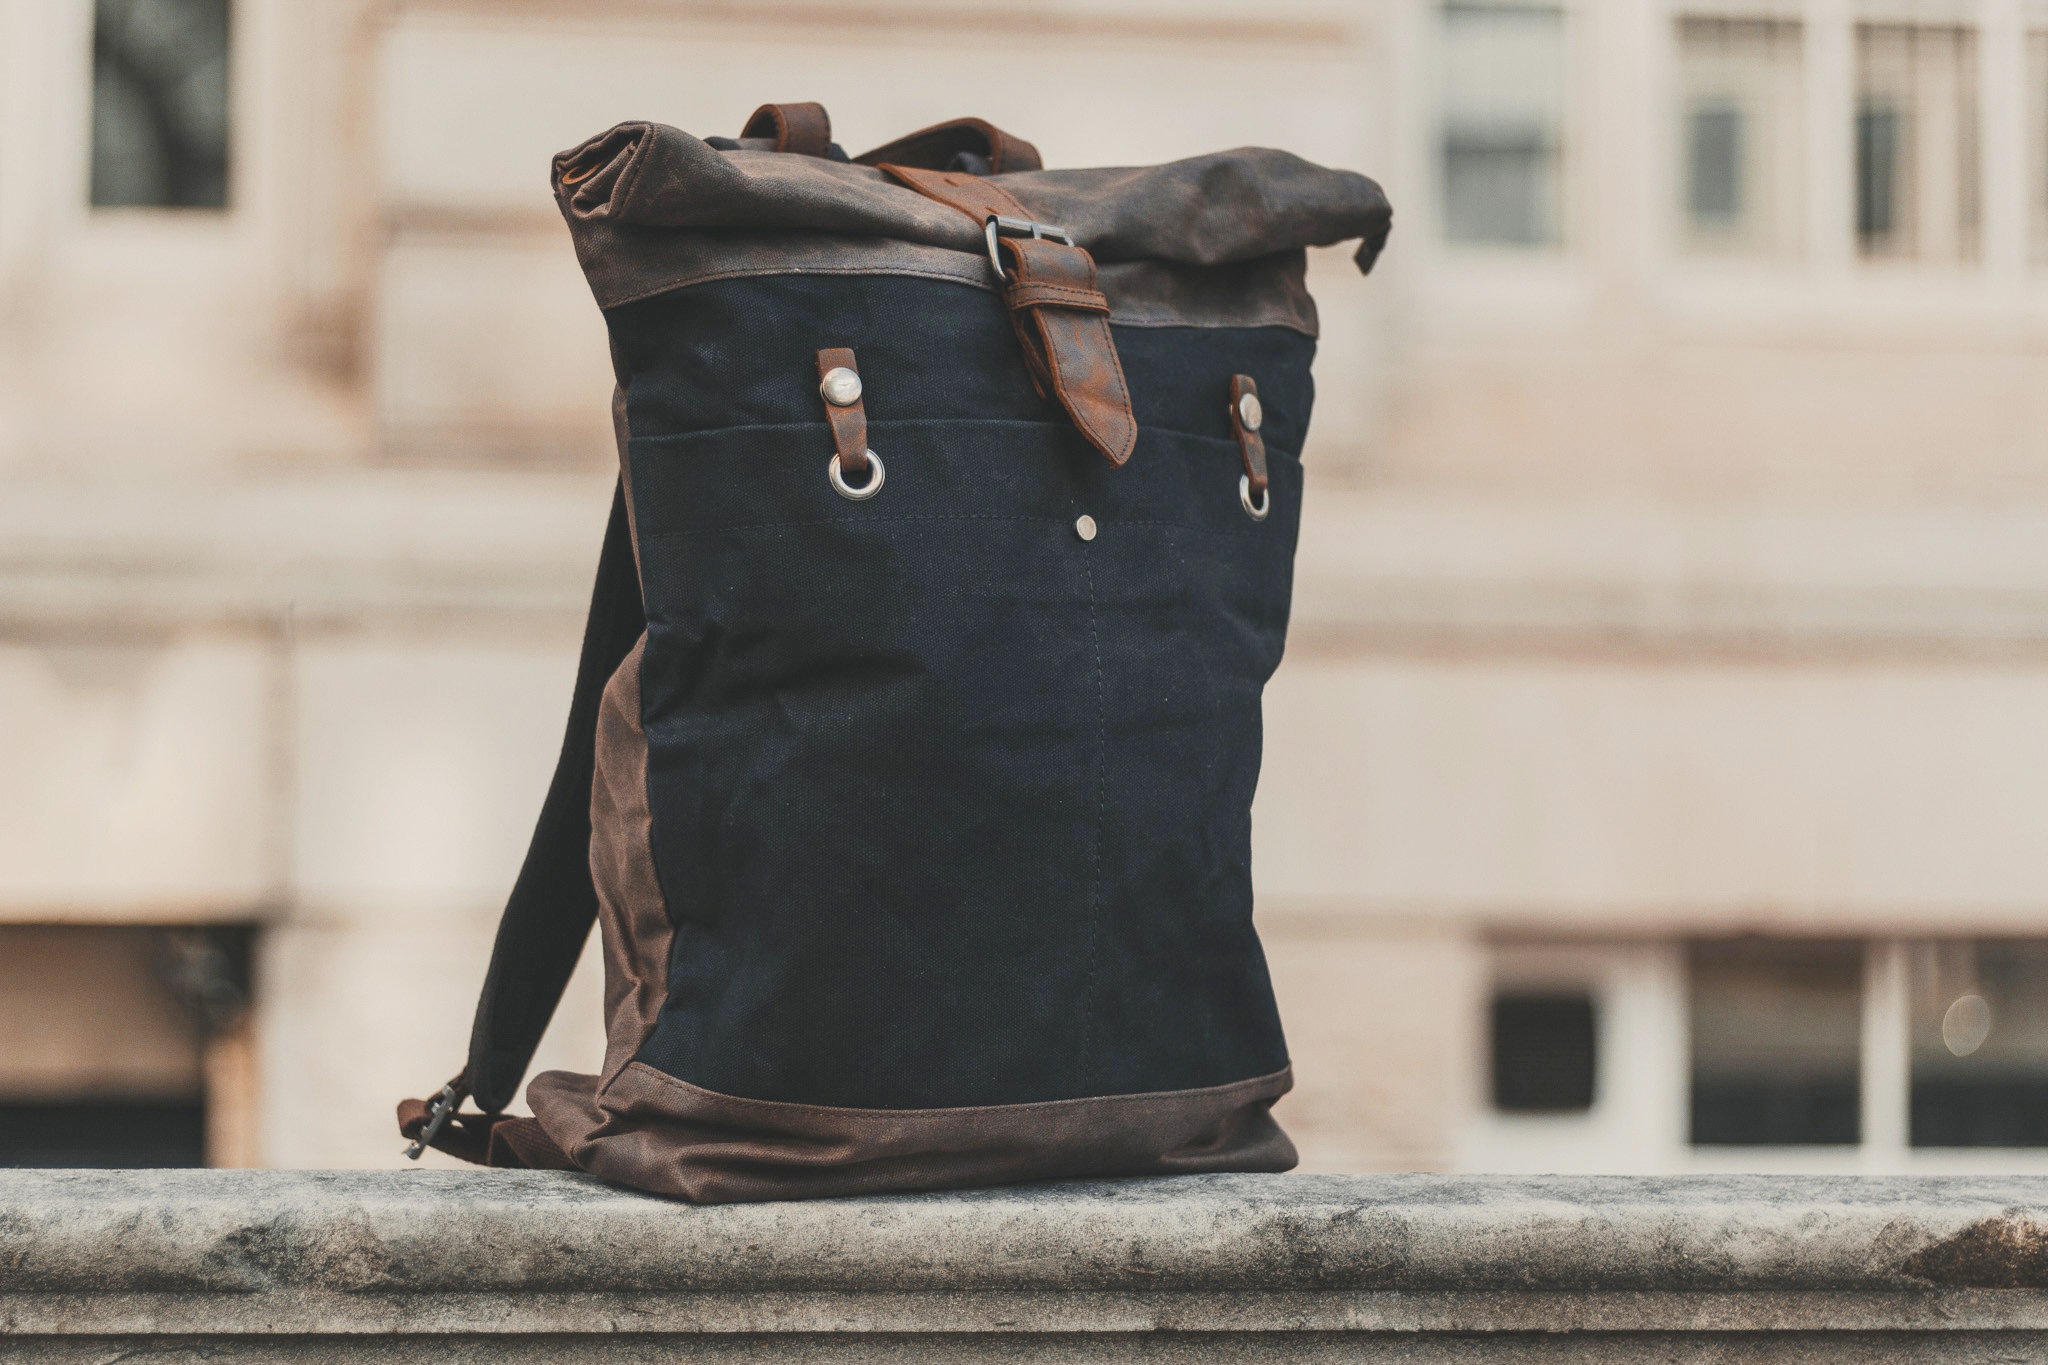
[407, 106, 1392, 1202]
[623, 276, 1303, 1107]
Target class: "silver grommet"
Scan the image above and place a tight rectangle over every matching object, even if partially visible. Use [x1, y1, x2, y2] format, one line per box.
[1236, 391, 1263, 431]
[819, 367, 863, 407]
[1075, 514, 1097, 541]
[1239, 474, 1269, 522]
[829, 449, 885, 500]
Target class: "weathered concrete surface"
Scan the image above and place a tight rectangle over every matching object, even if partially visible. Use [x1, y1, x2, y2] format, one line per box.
[6, 1172, 2048, 1360]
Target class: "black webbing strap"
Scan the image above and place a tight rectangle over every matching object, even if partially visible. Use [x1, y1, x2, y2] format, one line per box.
[463, 480, 645, 1113]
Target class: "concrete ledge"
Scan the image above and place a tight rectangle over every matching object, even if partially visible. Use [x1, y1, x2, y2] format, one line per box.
[7, 1171, 2048, 1360]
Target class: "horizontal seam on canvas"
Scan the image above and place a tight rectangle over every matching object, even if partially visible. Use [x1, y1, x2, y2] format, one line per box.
[596, 266, 1317, 334]
[619, 1059, 1291, 1121]
[630, 418, 1303, 456]
[637, 512, 1276, 542]
[599, 262, 997, 311]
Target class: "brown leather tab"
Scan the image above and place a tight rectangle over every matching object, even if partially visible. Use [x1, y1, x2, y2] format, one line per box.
[854, 117, 1043, 173]
[741, 102, 833, 158]
[1228, 374, 1268, 495]
[878, 165, 1137, 467]
[815, 347, 870, 480]
[1000, 237, 1135, 466]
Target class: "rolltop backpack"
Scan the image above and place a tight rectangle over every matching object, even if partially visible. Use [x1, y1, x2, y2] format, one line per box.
[399, 103, 1392, 1202]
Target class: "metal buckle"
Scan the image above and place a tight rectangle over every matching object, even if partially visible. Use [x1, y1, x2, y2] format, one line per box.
[402, 1080, 466, 1160]
[984, 214, 1075, 282]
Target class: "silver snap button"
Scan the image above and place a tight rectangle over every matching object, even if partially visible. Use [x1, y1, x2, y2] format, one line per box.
[1236, 391, 1263, 431]
[819, 367, 863, 406]
[1074, 514, 1097, 542]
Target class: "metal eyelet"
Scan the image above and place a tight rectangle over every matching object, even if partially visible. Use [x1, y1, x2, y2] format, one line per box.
[829, 449, 885, 501]
[1239, 474, 1269, 522]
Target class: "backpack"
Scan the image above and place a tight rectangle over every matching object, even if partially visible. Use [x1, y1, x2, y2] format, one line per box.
[399, 103, 1391, 1202]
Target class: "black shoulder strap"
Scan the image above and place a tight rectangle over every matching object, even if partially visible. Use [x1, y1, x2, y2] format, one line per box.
[402, 480, 644, 1150]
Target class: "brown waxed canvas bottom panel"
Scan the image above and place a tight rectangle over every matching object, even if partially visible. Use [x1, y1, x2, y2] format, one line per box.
[526, 1063, 1296, 1203]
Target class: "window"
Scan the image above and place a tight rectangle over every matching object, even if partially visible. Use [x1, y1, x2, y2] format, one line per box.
[1441, 3, 1566, 247]
[0, 926, 251, 1168]
[1492, 992, 1597, 1111]
[1854, 25, 1980, 263]
[90, 0, 231, 209]
[1676, 18, 1804, 257]
[1910, 941, 2048, 1148]
[1690, 939, 1861, 1146]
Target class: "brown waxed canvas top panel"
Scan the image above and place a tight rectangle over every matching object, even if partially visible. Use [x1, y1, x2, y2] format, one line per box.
[550, 122, 1393, 326]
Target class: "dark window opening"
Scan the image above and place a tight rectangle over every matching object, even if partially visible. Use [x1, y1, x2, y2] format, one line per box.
[1688, 103, 1745, 223]
[90, 0, 231, 209]
[0, 1100, 206, 1168]
[1910, 940, 2048, 1148]
[1691, 939, 1862, 1146]
[1492, 993, 1597, 1112]
[0, 925, 252, 1168]
[1440, 2, 1566, 248]
[1856, 102, 1902, 243]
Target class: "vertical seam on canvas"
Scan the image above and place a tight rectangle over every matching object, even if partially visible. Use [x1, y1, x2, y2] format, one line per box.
[1082, 541, 1105, 1095]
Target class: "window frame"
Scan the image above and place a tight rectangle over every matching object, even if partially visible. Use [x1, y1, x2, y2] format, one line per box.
[1462, 937, 2048, 1175]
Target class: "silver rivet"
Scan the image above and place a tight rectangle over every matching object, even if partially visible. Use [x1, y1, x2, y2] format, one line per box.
[1075, 514, 1097, 542]
[820, 367, 863, 406]
[1236, 391, 1263, 431]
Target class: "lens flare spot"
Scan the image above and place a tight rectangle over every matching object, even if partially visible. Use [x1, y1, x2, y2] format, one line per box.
[1942, 994, 1992, 1057]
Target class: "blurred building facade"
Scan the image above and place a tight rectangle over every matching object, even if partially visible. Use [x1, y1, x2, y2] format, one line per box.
[5, 0, 2048, 1174]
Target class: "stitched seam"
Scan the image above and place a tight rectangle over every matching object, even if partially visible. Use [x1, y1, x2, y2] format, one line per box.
[1008, 287, 1109, 309]
[629, 417, 1300, 458]
[1082, 534, 1106, 1097]
[596, 267, 1319, 335]
[637, 512, 1273, 542]
[601, 263, 995, 311]
[619, 1058, 1292, 1119]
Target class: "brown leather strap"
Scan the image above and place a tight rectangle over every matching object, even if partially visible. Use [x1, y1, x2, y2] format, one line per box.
[999, 238, 1135, 466]
[854, 117, 1043, 173]
[816, 347, 871, 481]
[1228, 374, 1268, 495]
[741, 102, 833, 157]
[397, 1096, 575, 1169]
[878, 165, 1137, 467]
[878, 163, 1033, 225]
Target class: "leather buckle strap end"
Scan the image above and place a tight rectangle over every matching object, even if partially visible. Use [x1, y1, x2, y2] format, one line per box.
[877, 163, 1137, 468]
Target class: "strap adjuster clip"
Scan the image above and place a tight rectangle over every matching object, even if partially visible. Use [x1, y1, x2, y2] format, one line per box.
[403, 1080, 467, 1160]
[985, 214, 1075, 282]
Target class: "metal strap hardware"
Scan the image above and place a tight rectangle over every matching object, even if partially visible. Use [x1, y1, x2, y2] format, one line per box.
[985, 215, 1075, 282]
[402, 1079, 467, 1160]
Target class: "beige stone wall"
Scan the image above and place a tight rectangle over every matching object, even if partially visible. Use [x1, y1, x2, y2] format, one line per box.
[4, 0, 2047, 1175]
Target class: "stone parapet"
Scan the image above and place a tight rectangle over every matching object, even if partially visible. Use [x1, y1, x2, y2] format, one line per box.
[5, 1170, 2048, 1360]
